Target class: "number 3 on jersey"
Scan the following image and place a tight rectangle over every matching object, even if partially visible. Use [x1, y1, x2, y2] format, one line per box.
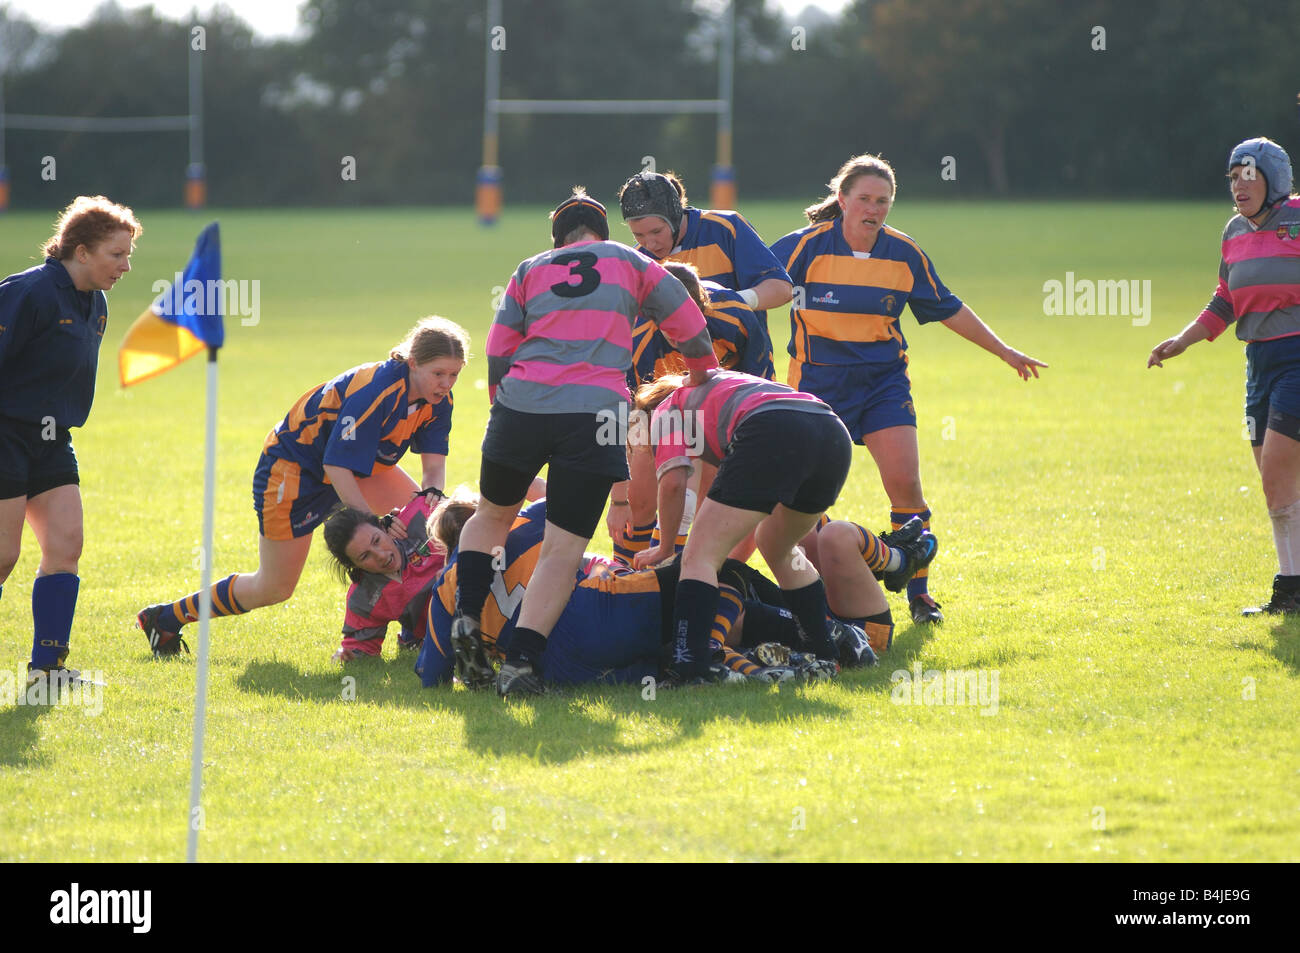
[550, 251, 602, 298]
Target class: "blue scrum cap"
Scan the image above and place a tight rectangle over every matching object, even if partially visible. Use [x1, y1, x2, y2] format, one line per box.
[1228, 137, 1293, 208]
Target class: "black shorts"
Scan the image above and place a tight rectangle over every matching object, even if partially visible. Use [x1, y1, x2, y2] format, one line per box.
[707, 409, 852, 515]
[0, 416, 80, 500]
[481, 403, 629, 481]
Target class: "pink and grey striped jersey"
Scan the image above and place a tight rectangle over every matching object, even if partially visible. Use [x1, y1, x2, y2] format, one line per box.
[1196, 198, 1300, 342]
[652, 369, 836, 477]
[487, 240, 717, 414]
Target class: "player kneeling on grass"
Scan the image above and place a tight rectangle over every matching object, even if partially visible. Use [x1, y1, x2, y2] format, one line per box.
[136, 316, 470, 657]
[631, 369, 856, 680]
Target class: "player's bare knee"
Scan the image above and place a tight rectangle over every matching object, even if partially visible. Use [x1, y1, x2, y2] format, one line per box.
[0, 549, 19, 584]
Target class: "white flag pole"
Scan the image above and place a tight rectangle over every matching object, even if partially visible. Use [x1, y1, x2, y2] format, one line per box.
[187, 345, 219, 863]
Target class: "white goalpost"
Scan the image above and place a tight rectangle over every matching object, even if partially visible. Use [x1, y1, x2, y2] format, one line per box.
[475, 0, 736, 223]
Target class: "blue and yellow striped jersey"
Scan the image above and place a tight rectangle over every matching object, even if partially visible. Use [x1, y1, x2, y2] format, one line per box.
[644, 207, 792, 293]
[261, 358, 452, 477]
[627, 280, 775, 386]
[770, 218, 963, 366]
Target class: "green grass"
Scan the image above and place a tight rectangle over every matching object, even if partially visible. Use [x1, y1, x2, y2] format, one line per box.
[1, 202, 1297, 861]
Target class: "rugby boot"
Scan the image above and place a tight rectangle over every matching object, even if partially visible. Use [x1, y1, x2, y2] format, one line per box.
[137, 605, 190, 658]
[449, 614, 495, 689]
[879, 518, 939, 593]
[828, 619, 878, 668]
[909, 593, 944, 625]
[496, 658, 545, 697]
[1242, 574, 1300, 616]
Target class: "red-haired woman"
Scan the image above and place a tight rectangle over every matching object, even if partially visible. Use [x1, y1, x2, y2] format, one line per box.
[0, 195, 142, 686]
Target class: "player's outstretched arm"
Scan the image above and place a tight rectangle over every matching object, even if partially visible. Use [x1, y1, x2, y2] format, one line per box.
[1148, 320, 1211, 368]
[941, 304, 1047, 380]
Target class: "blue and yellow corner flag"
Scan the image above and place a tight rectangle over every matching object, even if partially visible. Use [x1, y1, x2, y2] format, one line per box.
[119, 222, 224, 387]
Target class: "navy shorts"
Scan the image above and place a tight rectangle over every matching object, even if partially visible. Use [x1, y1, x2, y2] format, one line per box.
[0, 416, 80, 500]
[708, 409, 853, 515]
[252, 454, 339, 539]
[1245, 336, 1300, 446]
[789, 357, 916, 442]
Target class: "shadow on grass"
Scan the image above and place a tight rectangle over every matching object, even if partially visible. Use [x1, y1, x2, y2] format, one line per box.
[0, 700, 52, 768]
[836, 620, 1029, 695]
[234, 657, 851, 764]
[1268, 618, 1300, 672]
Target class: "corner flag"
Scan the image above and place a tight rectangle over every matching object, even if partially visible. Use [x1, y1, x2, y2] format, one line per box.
[118, 222, 223, 387]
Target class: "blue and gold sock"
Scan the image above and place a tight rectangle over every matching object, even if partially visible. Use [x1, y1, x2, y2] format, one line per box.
[856, 524, 900, 574]
[613, 520, 657, 566]
[713, 586, 743, 646]
[31, 573, 78, 669]
[891, 506, 932, 599]
[158, 574, 248, 631]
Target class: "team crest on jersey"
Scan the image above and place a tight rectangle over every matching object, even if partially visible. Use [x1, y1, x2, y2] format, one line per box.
[1276, 224, 1300, 240]
[881, 294, 898, 313]
[901, 400, 915, 418]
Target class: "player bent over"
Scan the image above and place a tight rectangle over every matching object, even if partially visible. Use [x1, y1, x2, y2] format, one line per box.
[632, 369, 855, 679]
[451, 190, 716, 698]
[136, 317, 469, 655]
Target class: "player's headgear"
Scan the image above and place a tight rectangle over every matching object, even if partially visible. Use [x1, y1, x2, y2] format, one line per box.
[1228, 138, 1294, 208]
[550, 192, 609, 247]
[619, 171, 684, 235]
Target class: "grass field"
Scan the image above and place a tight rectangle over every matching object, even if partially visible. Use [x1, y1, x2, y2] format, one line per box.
[1, 201, 1297, 862]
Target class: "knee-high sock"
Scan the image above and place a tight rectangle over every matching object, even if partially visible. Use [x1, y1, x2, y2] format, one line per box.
[1269, 499, 1300, 575]
[671, 578, 717, 677]
[454, 550, 496, 620]
[31, 573, 78, 669]
[891, 506, 932, 598]
[157, 574, 248, 631]
[857, 525, 901, 573]
[782, 579, 835, 660]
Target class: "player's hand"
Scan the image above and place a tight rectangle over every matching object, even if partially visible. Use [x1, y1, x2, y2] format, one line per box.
[687, 368, 711, 387]
[1147, 337, 1187, 368]
[633, 543, 673, 569]
[606, 502, 630, 543]
[1002, 348, 1047, 380]
[383, 509, 409, 540]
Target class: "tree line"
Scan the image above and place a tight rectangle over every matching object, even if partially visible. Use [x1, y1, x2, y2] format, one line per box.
[1, 0, 1296, 208]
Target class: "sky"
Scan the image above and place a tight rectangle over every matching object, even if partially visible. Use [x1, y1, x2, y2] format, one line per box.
[7, 0, 853, 40]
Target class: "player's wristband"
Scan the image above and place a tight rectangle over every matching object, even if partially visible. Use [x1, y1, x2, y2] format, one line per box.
[611, 500, 630, 506]
[738, 288, 760, 308]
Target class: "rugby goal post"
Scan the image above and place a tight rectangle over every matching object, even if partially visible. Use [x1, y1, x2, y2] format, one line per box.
[476, 0, 736, 224]
[0, 38, 205, 211]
